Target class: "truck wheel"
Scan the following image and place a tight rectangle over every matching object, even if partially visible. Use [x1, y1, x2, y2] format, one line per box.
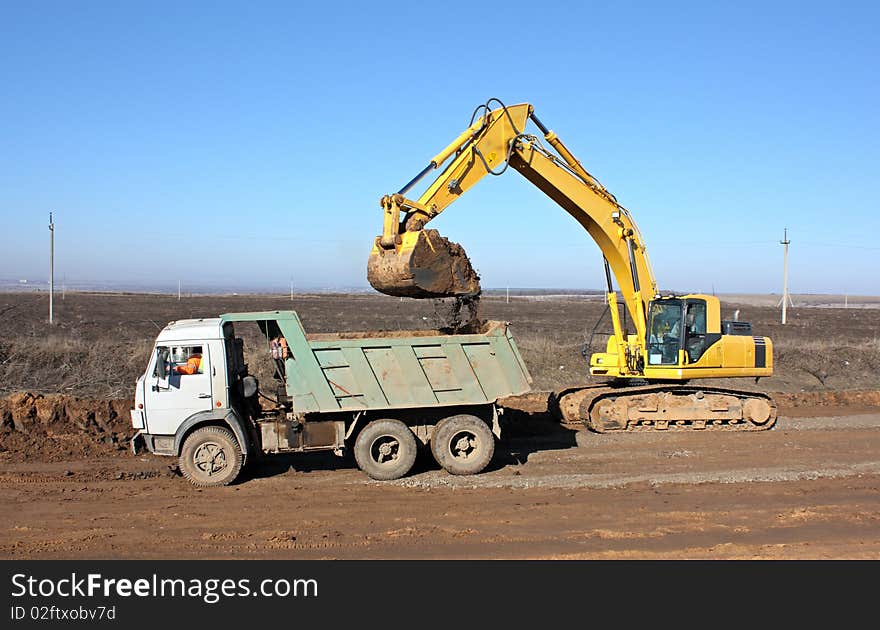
[431, 414, 495, 476]
[354, 419, 418, 481]
[179, 426, 243, 487]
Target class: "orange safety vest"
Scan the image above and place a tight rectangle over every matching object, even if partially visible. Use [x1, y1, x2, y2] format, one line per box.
[175, 354, 202, 375]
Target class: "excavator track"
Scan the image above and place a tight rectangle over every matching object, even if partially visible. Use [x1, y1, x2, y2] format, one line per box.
[554, 384, 777, 433]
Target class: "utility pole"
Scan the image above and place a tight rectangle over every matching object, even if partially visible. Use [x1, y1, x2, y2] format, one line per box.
[48, 211, 55, 324]
[506, 287, 509, 304]
[290, 277, 294, 301]
[780, 228, 791, 324]
[178, 279, 181, 301]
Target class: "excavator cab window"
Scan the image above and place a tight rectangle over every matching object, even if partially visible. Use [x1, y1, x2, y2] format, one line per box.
[684, 300, 708, 363]
[647, 300, 683, 365]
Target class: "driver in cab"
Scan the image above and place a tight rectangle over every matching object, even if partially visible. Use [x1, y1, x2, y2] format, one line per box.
[175, 353, 202, 375]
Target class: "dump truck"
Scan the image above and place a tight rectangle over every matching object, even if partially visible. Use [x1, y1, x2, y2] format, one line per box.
[131, 310, 532, 486]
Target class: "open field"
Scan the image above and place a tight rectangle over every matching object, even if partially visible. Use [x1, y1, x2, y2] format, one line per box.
[1, 291, 880, 559]
[2, 290, 880, 396]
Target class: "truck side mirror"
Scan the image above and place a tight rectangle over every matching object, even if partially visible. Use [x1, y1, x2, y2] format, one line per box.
[156, 347, 168, 378]
[154, 347, 170, 390]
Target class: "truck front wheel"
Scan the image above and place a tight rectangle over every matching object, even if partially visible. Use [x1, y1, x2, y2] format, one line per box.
[179, 425, 243, 487]
[354, 419, 418, 481]
[431, 414, 495, 476]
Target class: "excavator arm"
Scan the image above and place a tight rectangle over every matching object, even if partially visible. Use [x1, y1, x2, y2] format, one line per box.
[368, 99, 778, 432]
[368, 99, 658, 343]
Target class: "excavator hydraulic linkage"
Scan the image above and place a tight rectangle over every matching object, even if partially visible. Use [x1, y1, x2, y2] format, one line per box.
[368, 98, 776, 432]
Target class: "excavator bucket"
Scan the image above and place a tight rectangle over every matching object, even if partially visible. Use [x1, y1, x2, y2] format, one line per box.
[367, 229, 481, 298]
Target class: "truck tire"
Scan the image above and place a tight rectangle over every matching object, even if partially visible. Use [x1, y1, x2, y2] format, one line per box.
[179, 425, 243, 487]
[353, 419, 418, 481]
[431, 414, 495, 476]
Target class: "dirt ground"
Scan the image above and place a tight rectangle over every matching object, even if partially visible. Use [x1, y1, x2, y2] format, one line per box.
[1, 291, 879, 559]
[1, 402, 878, 559]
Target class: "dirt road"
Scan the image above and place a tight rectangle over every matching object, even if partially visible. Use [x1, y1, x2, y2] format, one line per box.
[2, 406, 879, 560]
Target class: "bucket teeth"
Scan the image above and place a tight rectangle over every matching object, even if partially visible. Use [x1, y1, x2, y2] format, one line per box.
[367, 229, 481, 299]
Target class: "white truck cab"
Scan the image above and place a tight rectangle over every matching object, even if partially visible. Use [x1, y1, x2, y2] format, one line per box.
[132, 318, 257, 485]
[136, 318, 225, 432]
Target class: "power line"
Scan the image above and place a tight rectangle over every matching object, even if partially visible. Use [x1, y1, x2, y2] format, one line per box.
[797, 241, 880, 251]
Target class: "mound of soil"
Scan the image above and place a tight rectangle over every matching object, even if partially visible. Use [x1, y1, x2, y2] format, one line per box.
[0, 392, 134, 462]
[771, 390, 880, 409]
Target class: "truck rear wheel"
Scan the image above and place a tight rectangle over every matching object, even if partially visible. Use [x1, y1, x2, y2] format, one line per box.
[354, 419, 418, 481]
[431, 414, 495, 476]
[179, 425, 243, 487]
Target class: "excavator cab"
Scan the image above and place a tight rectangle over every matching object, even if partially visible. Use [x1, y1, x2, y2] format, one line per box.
[647, 300, 683, 365]
[646, 297, 710, 367]
[592, 293, 771, 381]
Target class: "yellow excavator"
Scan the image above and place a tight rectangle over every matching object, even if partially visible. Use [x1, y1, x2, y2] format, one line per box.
[367, 99, 776, 432]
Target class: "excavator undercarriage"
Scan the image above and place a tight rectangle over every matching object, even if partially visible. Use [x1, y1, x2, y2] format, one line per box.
[554, 384, 776, 433]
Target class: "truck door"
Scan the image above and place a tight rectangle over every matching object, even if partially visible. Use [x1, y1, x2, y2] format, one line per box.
[144, 342, 214, 436]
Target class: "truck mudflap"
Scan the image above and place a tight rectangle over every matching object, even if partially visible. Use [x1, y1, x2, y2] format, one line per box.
[491, 405, 502, 439]
[131, 431, 147, 455]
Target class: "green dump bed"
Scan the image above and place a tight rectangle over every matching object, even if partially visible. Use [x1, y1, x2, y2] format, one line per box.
[221, 311, 533, 415]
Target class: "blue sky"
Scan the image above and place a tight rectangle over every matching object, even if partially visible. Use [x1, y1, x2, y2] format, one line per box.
[1, 1, 878, 294]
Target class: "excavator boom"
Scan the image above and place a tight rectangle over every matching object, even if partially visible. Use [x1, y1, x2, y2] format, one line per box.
[367, 102, 531, 298]
[367, 99, 777, 433]
[368, 100, 657, 331]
